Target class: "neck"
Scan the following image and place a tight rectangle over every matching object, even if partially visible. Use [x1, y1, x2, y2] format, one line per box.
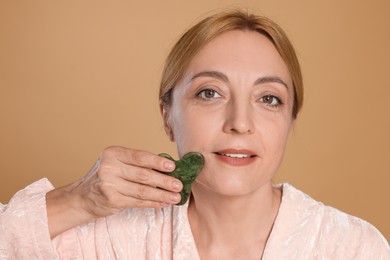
[188, 182, 282, 259]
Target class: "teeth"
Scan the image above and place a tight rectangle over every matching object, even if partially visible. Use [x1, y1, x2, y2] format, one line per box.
[222, 153, 251, 158]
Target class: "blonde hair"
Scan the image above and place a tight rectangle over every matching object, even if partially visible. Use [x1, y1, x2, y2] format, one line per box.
[159, 9, 303, 119]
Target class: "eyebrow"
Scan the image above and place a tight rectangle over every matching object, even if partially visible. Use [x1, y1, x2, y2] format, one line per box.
[190, 70, 229, 83]
[189, 70, 288, 88]
[254, 76, 288, 88]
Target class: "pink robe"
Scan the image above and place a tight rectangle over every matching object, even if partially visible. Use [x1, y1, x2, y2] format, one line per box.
[1, 178, 389, 259]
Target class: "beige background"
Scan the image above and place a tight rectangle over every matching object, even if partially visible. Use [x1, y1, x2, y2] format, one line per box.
[0, 1, 389, 241]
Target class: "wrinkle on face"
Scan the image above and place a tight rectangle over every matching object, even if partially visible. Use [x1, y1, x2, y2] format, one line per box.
[164, 30, 294, 196]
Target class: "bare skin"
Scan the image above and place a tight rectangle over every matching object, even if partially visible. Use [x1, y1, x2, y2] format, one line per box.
[163, 30, 294, 258]
[188, 186, 282, 259]
[46, 147, 183, 238]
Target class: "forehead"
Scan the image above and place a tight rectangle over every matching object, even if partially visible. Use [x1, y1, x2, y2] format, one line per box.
[183, 30, 292, 87]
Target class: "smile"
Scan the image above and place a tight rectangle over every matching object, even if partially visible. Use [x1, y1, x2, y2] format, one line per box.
[216, 153, 254, 158]
[214, 149, 257, 166]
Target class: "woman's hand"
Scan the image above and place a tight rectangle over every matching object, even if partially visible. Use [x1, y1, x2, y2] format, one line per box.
[46, 146, 182, 238]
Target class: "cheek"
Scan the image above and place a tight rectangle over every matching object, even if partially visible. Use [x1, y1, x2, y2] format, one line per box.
[171, 107, 219, 155]
[269, 121, 292, 163]
[257, 114, 292, 152]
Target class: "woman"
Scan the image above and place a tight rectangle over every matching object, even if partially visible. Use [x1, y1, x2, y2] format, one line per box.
[1, 9, 389, 259]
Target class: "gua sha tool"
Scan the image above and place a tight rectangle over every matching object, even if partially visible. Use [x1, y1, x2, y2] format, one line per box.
[159, 152, 204, 205]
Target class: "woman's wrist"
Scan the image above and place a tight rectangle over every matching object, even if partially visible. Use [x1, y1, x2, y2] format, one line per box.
[46, 182, 93, 239]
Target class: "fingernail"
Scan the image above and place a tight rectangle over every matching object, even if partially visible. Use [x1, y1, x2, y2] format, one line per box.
[172, 181, 182, 190]
[170, 194, 179, 202]
[164, 161, 175, 170]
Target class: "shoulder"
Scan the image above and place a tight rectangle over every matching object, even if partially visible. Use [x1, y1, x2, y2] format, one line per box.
[104, 202, 190, 237]
[108, 205, 175, 230]
[54, 205, 180, 258]
[269, 183, 390, 258]
[0, 178, 57, 259]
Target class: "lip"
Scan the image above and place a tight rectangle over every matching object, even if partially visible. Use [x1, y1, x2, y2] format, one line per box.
[213, 148, 257, 166]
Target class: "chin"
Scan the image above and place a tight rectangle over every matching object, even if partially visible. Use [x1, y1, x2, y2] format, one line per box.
[193, 177, 261, 198]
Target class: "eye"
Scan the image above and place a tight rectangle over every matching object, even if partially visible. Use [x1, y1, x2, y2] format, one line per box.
[197, 89, 221, 100]
[260, 95, 282, 106]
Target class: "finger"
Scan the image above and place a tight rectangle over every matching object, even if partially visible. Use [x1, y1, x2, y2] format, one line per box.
[102, 146, 175, 172]
[116, 181, 181, 205]
[98, 190, 171, 210]
[121, 165, 183, 192]
[123, 197, 170, 209]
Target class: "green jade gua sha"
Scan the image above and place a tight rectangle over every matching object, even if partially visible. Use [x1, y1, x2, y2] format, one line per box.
[159, 152, 204, 205]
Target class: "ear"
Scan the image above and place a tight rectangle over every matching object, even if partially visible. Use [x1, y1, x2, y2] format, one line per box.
[160, 104, 175, 142]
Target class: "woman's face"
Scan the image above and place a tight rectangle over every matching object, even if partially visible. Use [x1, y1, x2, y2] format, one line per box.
[164, 30, 294, 196]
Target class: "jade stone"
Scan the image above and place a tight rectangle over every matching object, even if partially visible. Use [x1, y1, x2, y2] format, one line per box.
[159, 152, 204, 205]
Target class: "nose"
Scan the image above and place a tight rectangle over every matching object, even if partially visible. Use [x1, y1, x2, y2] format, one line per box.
[222, 99, 255, 134]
